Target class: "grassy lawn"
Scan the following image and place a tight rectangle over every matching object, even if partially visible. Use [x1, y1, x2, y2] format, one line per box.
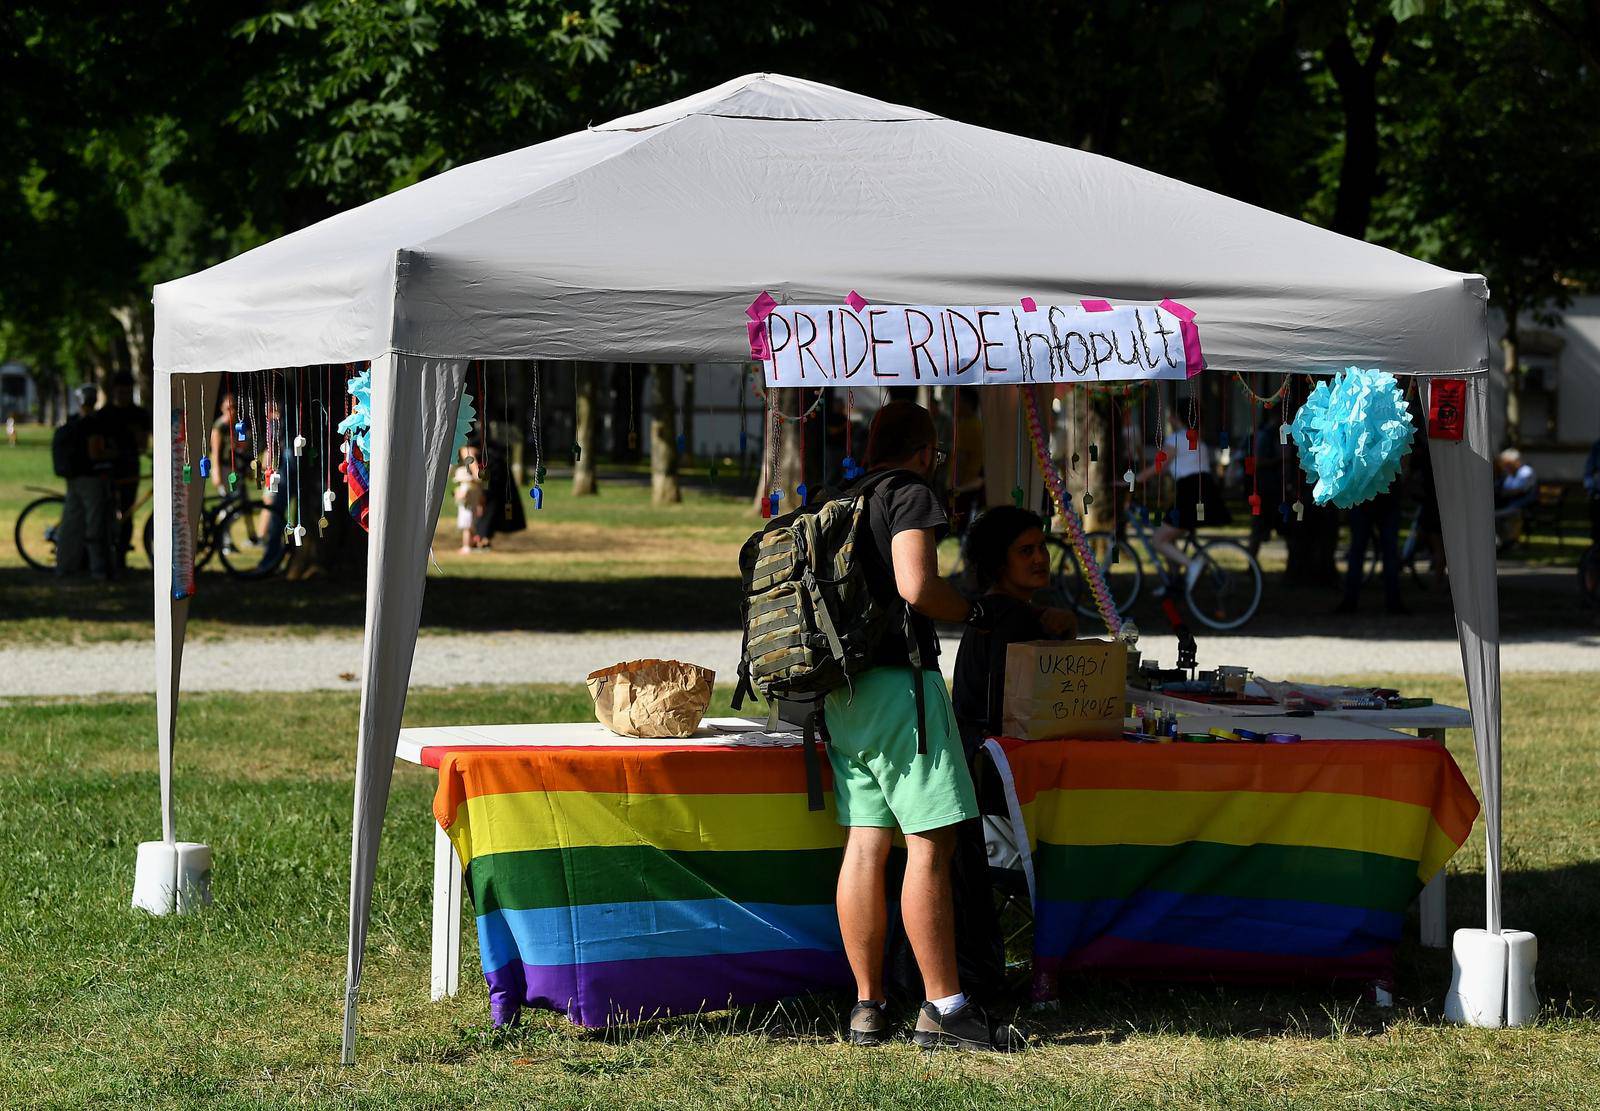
[2, 673, 1598, 1108]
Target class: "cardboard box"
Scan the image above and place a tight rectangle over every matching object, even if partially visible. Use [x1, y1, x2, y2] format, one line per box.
[1002, 639, 1128, 740]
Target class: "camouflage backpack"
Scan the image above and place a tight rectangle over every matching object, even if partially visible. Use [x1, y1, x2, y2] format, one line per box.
[732, 469, 928, 809]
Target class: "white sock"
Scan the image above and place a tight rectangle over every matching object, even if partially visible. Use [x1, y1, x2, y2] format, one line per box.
[930, 992, 967, 1016]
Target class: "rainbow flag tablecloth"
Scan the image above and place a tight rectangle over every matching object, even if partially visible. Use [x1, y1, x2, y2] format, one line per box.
[432, 742, 850, 1027]
[431, 731, 1479, 1028]
[997, 738, 1480, 993]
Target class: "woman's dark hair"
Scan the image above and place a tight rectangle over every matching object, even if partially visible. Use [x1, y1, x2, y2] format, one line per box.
[965, 506, 1044, 589]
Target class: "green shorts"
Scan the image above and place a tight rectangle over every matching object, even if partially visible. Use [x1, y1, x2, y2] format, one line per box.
[823, 666, 978, 835]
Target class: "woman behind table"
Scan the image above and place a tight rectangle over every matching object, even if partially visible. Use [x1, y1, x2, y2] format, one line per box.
[952, 507, 1078, 748]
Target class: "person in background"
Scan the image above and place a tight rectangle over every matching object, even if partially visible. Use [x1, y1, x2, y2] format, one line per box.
[54, 384, 114, 577]
[104, 372, 150, 574]
[471, 438, 525, 550]
[1334, 489, 1405, 615]
[453, 446, 485, 553]
[1494, 447, 1538, 545]
[210, 393, 255, 501]
[1137, 407, 1222, 595]
[6, 414, 15, 446]
[1584, 435, 1600, 594]
[827, 400, 1018, 1053]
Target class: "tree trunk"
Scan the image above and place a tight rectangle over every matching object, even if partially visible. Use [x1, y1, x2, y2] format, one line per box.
[110, 299, 155, 401]
[572, 366, 600, 496]
[1502, 331, 1522, 448]
[1324, 18, 1397, 240]
[1082, 397, 1112, 532]
[680, 366, 696, 465]
[650, 364, 681, 504]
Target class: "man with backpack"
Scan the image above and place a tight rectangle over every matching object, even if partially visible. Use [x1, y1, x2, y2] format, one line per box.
[819, 400, 1020, 1052]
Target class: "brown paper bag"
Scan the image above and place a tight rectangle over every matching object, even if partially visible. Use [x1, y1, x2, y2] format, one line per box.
[586, 659, 716, 738]
[1001, 639, 1127, 740]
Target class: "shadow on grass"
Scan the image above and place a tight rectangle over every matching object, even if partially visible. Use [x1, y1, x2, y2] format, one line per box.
[433, 861, 1600, 1062]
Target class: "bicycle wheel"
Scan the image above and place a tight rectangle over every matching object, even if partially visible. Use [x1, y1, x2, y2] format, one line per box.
[215, 501, 283, 579]
[1184, 538, 1263, 631]
[1044, 532, 1142, 622]
[141, 514, 155, 567]
[15, 495, 65, 572]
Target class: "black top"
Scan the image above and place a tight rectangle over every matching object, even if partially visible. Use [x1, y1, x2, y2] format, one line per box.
[952, 593, 1046, 748]
[859, 468, 948, 671]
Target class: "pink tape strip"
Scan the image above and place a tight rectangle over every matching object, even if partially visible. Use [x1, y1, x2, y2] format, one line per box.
[746, 291, 777, 322]
[845, 290, 868, 313]
[1158, 297, 1197, 323]
[1080, 298, 1113, 312]
[1020, 296, 1038, 312]
[1180, 320, 1205, 378]
[747, 319, 771, 360]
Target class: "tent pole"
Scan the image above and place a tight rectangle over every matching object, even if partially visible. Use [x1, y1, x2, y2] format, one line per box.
[341, 354, 469, 1064]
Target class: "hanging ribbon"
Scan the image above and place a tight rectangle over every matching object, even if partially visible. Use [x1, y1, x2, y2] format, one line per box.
[1022, 389, 1122, 635]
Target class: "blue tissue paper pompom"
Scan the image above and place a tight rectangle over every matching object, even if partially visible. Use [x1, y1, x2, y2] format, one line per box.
[1289, 367, 1415, 509]
[335, 368, 477, 466]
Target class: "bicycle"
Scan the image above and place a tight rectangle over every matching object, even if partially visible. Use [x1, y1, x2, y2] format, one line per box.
[1047, 507, 1263, 632]
[15, 482, 278, 579]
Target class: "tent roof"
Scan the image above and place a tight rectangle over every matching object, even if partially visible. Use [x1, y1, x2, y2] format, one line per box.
[154, 73, 1488, 377]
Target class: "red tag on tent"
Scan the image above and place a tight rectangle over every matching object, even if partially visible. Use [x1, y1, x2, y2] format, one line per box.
[1428, 378, 1466, 441]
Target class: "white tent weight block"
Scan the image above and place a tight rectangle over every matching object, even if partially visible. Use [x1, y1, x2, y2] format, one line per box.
[1444, 927, 1539, 1027]
[132, 840, 213, 915]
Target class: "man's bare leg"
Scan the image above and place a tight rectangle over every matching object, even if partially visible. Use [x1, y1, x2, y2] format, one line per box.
[901, 825, 960, 1001]
[837, 826, 893, 1001]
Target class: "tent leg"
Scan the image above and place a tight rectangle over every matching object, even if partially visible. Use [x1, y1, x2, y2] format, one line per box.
[431, 822, 463, 1000]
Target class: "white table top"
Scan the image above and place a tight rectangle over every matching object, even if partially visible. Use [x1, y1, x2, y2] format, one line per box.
[395, 716, 796, 765]
[1165, 713, 1422, 742]
[1128, 686, 1472, 732]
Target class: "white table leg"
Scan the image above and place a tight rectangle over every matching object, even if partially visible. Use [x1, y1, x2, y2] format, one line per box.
[1420, 869, 1447, 949]
[431, 822, 463, 1000]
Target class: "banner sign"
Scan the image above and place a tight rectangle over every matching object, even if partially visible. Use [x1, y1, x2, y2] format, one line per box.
[756, 301, 1204, 387]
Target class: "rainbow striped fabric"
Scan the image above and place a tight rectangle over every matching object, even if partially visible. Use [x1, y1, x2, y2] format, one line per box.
[433, 743, 850, 1027]
[1000, 738, 1479, 992]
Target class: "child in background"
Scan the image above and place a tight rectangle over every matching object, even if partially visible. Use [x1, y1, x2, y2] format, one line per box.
[453, 446, 484, 554]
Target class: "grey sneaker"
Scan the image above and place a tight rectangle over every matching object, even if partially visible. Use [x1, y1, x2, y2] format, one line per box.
[911, 1000, 1021, 1052]
[847, 1001, 891, 1046]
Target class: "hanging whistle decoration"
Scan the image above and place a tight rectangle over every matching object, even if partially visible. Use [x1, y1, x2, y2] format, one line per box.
[1154, 449, 1169, 475]
[1293, 499, 1306, 522]
[1088, 443, 1098, 463]
[1248, 492, 1262, 516]
[1186, 427, 1199, 451]
[571, 442, 581, 464]
[528, 486, 544, 510]
[323, 488, 336, 512]
[293, 524, 306, 548]
[797, 482, 809, 507]
[199, 456, 211, 480]
[234, 418, 247, 442]
[768, 490, 782, 518]
[841, 455, 859, 481]
[183, 463, 192, 484]
[1279, 422, 1291, 446]
[293, 434, 306, 457]
[1279, 501, 1292, 521]
[1123, 467, 1135, 492]
[267, 470, 281, 495]
[1195, 500, 1206, 522]
[1082, 491, 1095, 508]
[1011, 485, 1025, 508]
[227, 469, 238, 490]
[1219, 429, 1231, 467]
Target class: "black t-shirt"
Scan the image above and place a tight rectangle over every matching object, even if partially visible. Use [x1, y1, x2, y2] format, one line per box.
[859, 469, 948, 671]
[952, 593, 1046, 747]
[105, 403, 150, 477]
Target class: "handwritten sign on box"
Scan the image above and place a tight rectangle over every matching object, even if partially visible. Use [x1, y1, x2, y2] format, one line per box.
[758, 303, 1202, 387]
[1002, 639, 1127, 741]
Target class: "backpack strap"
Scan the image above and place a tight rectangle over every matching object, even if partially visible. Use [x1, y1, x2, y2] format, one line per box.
[903, 607, 928, 756]
[803, 706, 828, 812]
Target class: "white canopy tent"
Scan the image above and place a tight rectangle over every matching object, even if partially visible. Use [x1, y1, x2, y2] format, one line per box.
[150, 74, 1500, 1062]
